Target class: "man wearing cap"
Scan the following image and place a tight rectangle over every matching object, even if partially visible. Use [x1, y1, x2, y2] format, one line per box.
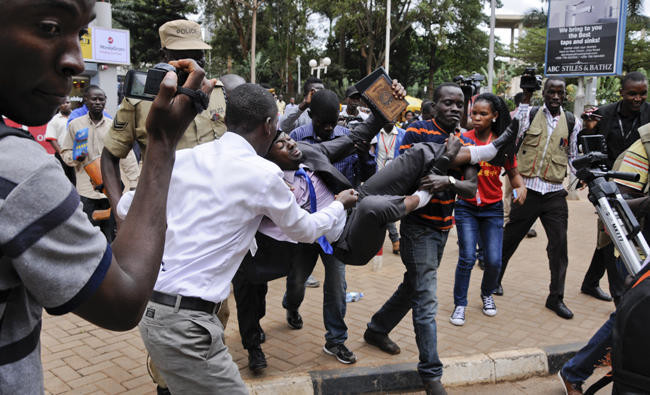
[339, 86, 368, 128]
[101, 19, 227, 220]
[100, 19, 227, 395]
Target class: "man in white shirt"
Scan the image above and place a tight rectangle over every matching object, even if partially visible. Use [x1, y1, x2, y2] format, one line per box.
[45, 98, 76, 184]
[137, 83, 358, 394]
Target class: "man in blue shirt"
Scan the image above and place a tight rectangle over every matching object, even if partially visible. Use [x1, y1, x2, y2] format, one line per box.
[289, 89, 375, 187]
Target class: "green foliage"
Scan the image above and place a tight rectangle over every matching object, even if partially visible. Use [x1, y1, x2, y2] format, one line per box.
[112, 0, 198, 67]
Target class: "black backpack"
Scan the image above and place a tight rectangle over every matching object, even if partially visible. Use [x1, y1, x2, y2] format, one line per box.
[585, 262, 650, 394]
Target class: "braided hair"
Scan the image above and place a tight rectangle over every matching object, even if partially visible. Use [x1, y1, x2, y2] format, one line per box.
[473, 93, 511, 137]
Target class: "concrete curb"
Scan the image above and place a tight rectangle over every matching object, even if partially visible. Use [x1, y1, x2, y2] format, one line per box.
[246, 342, 587, 394]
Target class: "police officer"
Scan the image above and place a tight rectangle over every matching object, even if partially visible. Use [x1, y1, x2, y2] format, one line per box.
[101, 19, 227, 215]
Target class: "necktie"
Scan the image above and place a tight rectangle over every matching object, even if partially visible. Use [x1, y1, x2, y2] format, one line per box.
[294, 167, 334, 254]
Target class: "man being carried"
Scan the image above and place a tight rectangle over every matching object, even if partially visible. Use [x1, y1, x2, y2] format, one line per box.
[234, 88, 516, 374]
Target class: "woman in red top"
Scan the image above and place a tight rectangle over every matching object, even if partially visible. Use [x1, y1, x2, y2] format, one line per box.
[450, 93, 527, 326]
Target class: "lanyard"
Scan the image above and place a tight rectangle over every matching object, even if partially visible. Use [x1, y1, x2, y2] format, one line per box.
[618, 115, 639, 141]
[380, 131, 397, 166]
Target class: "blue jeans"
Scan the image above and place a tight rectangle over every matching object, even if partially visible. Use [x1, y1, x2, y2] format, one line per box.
[284, 243, 348, 344]
[387, 221, 400, 243]
[453, 200, 504, 306]
[367, 218, 449, 381]
[561, 312, 615, 385]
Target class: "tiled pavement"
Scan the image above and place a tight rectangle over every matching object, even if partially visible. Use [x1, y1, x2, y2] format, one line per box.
[42, 197, 616, 394]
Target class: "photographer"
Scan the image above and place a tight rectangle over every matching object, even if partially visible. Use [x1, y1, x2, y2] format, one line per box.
[497, 76, 582, 319]
[560, 126, 650, 394]
[579, 72, 650, 304]
[0, 1, 216, 393]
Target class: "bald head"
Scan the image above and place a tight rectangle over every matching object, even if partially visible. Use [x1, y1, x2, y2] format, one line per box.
[220, 74, 246, 96]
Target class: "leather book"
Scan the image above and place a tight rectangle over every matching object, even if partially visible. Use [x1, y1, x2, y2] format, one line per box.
[354, 67, 407, 123]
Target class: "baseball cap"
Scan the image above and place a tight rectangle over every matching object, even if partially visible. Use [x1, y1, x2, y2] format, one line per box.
[345, 86, 360, 98]
[159, 20, 211, 50]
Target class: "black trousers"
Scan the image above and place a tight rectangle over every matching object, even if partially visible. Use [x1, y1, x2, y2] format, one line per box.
[582, 244, 624, 302]
[233, 232, 294, 350]
[499, 188, 569, 300]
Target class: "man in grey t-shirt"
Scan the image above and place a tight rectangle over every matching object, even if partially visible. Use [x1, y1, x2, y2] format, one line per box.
[0, 1, 215, 392]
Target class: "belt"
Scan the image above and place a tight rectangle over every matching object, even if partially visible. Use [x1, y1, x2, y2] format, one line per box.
[150, 290, 221, 315]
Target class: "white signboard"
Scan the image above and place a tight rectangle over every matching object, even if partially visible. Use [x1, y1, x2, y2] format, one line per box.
[92, 27, 130, 65]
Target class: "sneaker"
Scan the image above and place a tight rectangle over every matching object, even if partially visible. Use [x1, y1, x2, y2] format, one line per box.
[323, 342, 357, 364]
[305, 274, 320, 288]
[449, 306, 465, 326]
[482, 295, 497, 316]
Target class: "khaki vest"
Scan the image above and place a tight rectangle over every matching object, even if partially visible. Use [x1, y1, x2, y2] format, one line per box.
[517, 109, 570, 183]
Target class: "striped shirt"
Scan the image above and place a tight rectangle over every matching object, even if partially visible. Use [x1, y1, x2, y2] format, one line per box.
[614, 139, 648, 191]
[0, 127, 111, 393]
[289, 123, 360, 185]
[514, 104, 581, 194]
[400, 119, 474, 230]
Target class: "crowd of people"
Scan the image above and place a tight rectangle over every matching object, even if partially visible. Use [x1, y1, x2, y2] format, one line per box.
[1, 1, 649, 395]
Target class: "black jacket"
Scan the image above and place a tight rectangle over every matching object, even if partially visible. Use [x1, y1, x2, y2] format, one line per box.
[593, 101, 650, 166]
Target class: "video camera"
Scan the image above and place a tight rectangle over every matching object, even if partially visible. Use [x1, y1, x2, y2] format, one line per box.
[123, 63, 189, 101]
[453, 73, 484, 99]
[520, 67, 543, 91]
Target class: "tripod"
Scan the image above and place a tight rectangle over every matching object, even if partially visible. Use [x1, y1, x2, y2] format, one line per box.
[574, 151, 649, 281]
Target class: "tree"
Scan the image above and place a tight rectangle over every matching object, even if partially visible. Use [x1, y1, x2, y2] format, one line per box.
[112, 0, 198, 67]
[201, 0, 314, 93]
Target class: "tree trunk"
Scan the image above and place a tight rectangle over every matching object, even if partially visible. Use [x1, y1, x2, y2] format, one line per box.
[427, 44, 438, 100]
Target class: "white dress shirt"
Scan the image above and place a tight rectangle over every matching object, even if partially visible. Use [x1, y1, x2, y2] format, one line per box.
[153, 132, 345, 303]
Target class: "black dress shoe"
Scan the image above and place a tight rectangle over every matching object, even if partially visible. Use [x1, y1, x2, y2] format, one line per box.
[259, 328, 266, 344]
[423, 380, 447, 395]
[363, 328, 401, 355]
[248, 346, 267, 374]
[581, 286, 612, 302]
[286, 309, 303, 329]
[545, 298, 574, 319]
[493, 284, 503, 296]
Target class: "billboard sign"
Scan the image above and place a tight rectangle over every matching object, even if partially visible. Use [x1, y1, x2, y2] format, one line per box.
[545, 0, 627, 76]
[80, 27, 130, 65]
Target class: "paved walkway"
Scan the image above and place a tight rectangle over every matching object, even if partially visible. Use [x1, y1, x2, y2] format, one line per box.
[41, 197, 616, 394]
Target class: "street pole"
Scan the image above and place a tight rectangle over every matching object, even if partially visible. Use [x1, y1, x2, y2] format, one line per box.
[297, 55, 301, 96]
[385, 0, 391, 74]
[487, 0, 496, 92]
[250, 0, 257, 83]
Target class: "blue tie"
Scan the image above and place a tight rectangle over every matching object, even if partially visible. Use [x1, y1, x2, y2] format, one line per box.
[295, 167, 334, 254]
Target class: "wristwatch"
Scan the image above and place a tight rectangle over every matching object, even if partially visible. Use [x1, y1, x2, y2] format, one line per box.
[448, 176, 457, 188]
